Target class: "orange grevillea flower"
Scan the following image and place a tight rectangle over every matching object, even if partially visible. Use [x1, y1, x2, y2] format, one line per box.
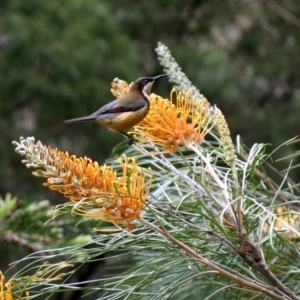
[110, 78, 212, 151]
[111, 77, 131, 98]
[1, 263, 71, 300]
[264, 206, 300, 240]
[13, 137, 152, 230]
[131, 89, 212, 152]
[74, 156, 151, 230]
[0, 271, 29, 300]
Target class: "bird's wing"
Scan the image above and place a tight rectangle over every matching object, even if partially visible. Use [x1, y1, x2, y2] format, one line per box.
[64, 99, 146, 124]
[91, 99, 146, 117]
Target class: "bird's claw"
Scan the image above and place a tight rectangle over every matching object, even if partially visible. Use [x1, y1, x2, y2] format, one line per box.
[128, 136, 135, 145]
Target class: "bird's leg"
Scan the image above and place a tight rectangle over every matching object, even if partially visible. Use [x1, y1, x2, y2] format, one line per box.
[120, 131, 135, 145]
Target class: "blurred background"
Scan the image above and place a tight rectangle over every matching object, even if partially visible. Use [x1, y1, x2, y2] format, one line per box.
[1, 0, 300, 296]
[1, 0, 300, 199]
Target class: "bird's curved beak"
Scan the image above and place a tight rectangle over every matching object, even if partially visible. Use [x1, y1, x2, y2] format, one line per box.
[153, 74, 169, 81]
[144, 74, 169, 95]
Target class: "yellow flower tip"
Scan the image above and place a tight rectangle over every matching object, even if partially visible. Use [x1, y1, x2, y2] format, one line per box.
[69, 155, 152, 230]
[131, 89, 212, 152]
[0, 271, 29, 300]
[106, 196, 144, 220]
[215, 107, 236, 164]
[14, 137, 152, 230]
[74, 195, 145, 231]
[264, 206, 300, 239]
[31, 148, 118, 202]
[110, 78, 131, 98]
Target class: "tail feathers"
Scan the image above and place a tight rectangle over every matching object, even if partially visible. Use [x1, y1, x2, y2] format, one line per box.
[64, 115, 96, 124]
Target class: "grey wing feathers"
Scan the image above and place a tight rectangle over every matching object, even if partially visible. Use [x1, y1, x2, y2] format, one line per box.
[64, 115, 97, 124]
[93, 99, 146, 115]
[64, 99, 146, 124]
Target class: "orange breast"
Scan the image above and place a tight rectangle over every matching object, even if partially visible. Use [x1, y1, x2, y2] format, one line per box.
[94, 106, 149, 131]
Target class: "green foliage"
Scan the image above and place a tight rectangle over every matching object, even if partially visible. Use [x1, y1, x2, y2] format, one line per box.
[9, 130, 300, 299]
[0, 193, 92, 254]
[0, 0, 140, 195]
[2, 1, 300, 298]
[2, 0, 300, 198]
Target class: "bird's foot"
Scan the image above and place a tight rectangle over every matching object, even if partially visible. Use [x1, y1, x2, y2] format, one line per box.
[127, 136, 135, 145]
[120, 131, 136, 145]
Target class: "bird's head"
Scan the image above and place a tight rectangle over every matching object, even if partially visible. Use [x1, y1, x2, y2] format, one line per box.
[133, 74, 168, 96]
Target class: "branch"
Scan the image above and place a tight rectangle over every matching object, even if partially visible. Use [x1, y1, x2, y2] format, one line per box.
[264, 0, 300, 29]
[141, 217, 287, 300]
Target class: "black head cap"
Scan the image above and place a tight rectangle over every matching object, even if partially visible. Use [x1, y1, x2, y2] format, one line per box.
[134, 74, 168, 94]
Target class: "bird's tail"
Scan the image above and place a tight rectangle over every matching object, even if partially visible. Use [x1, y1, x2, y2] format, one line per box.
[64, 116, 96, 124]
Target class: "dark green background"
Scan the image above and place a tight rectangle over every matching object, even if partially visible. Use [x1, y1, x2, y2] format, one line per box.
[2, 0, 300, 199]
[1, 1, 300, 298]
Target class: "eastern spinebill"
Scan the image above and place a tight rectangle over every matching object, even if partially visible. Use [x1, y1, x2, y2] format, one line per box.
[64, 74, 168, 144]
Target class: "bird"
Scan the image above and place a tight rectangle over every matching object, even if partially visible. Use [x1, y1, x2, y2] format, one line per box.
[64, 74, 168, 144]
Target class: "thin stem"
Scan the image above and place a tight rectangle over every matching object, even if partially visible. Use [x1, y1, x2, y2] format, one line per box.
[140, 217, 287, 300]
[187, 143, 236, 222]
[231, 162, 245, 234]
[148, 194, 240, 253]
[239, 239, 299, 300]
[134, 137, 239, 222]
[133, 139, 218, 215]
